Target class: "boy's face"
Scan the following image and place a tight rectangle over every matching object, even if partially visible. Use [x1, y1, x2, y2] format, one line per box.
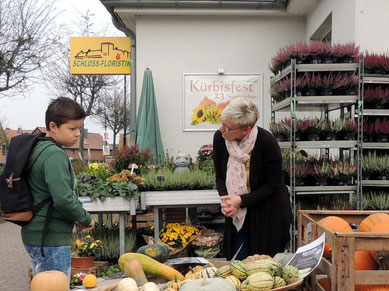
[48, 119, 84, 147]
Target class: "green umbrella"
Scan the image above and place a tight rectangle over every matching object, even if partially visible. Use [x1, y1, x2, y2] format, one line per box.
[136, 68, 164, 162]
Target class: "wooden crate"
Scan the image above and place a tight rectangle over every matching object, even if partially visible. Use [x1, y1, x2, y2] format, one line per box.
[28, 261, 108, 280]
[298, 210, 389, 291]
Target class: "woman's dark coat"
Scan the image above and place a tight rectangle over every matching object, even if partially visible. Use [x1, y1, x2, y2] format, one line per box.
[213, 127, 292, 259]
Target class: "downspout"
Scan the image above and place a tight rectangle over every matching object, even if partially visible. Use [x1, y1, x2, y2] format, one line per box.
[106, 8, 137, 146]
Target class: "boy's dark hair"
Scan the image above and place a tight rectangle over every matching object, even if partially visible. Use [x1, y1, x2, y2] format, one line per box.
[45, 97, 86, 130]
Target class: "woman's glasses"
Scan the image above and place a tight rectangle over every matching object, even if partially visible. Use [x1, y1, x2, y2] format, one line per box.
[222, 123, 240, 132]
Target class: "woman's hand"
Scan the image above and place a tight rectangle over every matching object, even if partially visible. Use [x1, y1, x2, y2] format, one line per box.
[221, 195, 242, 217]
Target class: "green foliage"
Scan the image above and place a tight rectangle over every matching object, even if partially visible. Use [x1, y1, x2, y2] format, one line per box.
[111, 145, 153, 174]
[77, 180, 139, 201]
[362, 191, 389, 210]
[196, 144, 214, 174]
[98, 264, 122, 278]
[73, 224, 136, 263]
[140, 169, 216, 191]
[71, 159, 88, 175]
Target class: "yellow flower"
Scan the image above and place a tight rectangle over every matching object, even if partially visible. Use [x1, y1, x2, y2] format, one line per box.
[192, 105, 207, 124]
[205, 105, 222, 124]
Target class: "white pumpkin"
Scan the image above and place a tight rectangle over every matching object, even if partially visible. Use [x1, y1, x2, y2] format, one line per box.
[117, 278, 138, 291]
[143, 282, 159, 291]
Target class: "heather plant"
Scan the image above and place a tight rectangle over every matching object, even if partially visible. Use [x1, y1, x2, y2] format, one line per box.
[332, 42, 360, 60]
[364, 86, 386, 107]
[111, 145, 154, 174]
[332, 160, 356, 181]
[313, 161, 332, 180]
[373, 118, 389, 135]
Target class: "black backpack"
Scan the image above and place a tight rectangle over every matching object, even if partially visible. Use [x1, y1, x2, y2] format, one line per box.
[0, 133, 55, 256]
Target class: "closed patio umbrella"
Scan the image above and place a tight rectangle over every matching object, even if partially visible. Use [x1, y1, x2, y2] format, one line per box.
[136, 68, 164, 162]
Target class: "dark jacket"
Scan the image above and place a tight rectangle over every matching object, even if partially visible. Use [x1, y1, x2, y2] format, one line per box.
[213, 126, 292, 259]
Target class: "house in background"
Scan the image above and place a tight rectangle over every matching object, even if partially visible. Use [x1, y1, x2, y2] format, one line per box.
[0, 125, 106, 163]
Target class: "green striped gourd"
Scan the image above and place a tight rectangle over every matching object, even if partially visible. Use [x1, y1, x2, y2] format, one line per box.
[240, 280, 250, 291]
[225, 275, 241, 289]
[198, 266, 218, 278]
[243, 272, 273, 291]
[281, 265, 299, 284]
[214, 265, 232, 278]
[272, 276, 286, 288]
[230, 260, 248, 280]
[247, 259, 282, 277]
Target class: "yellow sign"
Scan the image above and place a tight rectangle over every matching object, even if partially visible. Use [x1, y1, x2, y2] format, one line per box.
[70, 37, 131, 75]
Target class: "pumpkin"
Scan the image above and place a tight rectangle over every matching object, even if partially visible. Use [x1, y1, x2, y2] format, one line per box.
[317, 278, 331, 291]
[142, 282, 159, 291]
[369, 221, 389, 269]
[230, 260, 248, 280]
[30, 270, 69, 291]
[225, 275, 241, 288]
[243, 254, 273, 266]
[319, 216, 353, 260]
[83, 274, 98, 288]
[281, 265, 299, 284]
[200, 96, 216, 107]
[273, 251, 294, 267]
[242, 272, 273, 291]
[117, 278, 138, 291]
[358, 213, 389, 232]
[355, 251, 379, 270]
[136, 244, 170, 263]
[120, 258, 148, 286]
[165, 275, 181, 290]
[184, 267, 198, 279]
[179, 278, 236, 291]
[119, 253, 184, 281]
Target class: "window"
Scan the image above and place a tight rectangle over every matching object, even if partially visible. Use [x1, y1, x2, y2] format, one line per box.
[2, 144, 9, 156]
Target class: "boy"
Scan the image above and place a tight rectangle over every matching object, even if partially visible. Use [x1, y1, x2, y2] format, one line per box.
[22, 97, 95, 279]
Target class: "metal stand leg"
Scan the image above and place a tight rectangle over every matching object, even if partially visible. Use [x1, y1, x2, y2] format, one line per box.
[154, 207, 163, 243]
[119, 214, 125, 255]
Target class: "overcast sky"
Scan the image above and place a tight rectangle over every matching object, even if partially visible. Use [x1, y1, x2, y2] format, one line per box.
[0, 0, 124, 142]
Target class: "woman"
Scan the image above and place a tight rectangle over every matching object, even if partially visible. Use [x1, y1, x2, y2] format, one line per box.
[213, 97, 291, 260]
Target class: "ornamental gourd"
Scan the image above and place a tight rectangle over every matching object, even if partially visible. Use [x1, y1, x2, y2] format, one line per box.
[242, 272, 273, 291]
[358, 213, 389, 232]
[319, 216, 352, 260]
[117, 278, 138, 291]
[143, 282, 159, 291]
[119, 253, 184, 281]
[136, 244, 170, 263]
[82, 274, 98, 288]
[179, 278, 236, 291]
[230, 260, 248, 280]
[30, 270, 69, 291]
[273, 251, 295, 267]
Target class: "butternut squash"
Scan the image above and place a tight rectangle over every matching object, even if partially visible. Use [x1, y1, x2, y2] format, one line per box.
[119, 252, 184, 281]
[121, 258, 148, 287]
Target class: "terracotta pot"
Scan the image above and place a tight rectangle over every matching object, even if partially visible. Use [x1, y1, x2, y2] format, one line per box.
[71, 256, 94, 268]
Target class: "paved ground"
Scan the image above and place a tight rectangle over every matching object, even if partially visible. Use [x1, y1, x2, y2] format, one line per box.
[0, 221, 31, 291]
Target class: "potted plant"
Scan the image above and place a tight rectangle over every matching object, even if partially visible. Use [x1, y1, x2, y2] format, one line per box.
[362, 151, 380, 180]
[272, 77, 291, 101]
[332, 42, 360, 63]
[364, 52, 389, 75]
[363, 119, 374, 142]
[302, 73, 321, 96]
[373, 118, 389, 142]
[364, 87, 386, 109]
[332, 160, 356, 185]
[305, 118, 321, 141]
[293, 162, 313, 186]
[269, 119, 290, 142]
[336, 73, 359, 95]
[308, 41, 331, 64]
[320, 73, 336, 96]
[313, 161, 331, 186]
[71, 235, 103, 268]
[319, 119, 336, 140]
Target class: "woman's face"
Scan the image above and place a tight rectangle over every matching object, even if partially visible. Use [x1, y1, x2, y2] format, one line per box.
[220, 118, 250, 141]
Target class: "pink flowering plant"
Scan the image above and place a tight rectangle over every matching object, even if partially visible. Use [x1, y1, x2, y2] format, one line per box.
[196, 144, 214, 173]
[191, 229, 221, 258]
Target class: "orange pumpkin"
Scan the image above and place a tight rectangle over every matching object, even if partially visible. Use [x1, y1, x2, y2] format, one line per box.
[30, 270, 69, 291]
[358, 213, 389, 232]
[368, 221, 389, 268]
[199, 96, 216, 107]
[218, 101, 230, 109]
[355, 251, 379, 270]
[317, 278, 331, 291]
[319, 216, 353, 260]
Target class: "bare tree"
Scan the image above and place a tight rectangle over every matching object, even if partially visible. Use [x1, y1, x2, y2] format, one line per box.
[94, 89, 130, 150]
[46, 12, 119, 160]
[0, 0, 58, 97]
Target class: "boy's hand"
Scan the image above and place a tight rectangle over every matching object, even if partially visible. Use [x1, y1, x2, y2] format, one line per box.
[84, 219, 95, 231]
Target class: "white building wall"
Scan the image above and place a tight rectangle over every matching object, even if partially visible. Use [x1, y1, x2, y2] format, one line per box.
[354, 0, 389, 53]
[136, 15, 305, 156]
[306, 0, 355, 43]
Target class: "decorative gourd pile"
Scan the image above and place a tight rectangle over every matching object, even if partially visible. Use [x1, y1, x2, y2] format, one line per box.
[118, 251, 302, 291]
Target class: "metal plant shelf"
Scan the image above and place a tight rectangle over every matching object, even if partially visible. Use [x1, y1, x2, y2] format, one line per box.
[296, 63, 358, 72]
[363, 75, 389, 84]
[279, 140, 357, 149]
[295, 185, 357, 194]
[271, 95, 358, 112]
[361, 180, 389, 187]
[362, 142, 389, 149]
[363, 109, 389, 116]
[271, 66, 292, 84]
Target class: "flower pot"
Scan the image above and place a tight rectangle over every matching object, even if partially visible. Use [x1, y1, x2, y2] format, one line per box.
[310, 56, 322, 64]
[377, 134, 388, 143]
[71, 256, 94, 268]
[315, 178, 328, 186]
[322, 57, 333, 64]
[304, 88, 317, 96]
[344, 88, 357, 95]
[340, 56, 354, 63]
[320, 88, 333, 96]
[323, 133, 336, 141]
[308, 133, 320, 141]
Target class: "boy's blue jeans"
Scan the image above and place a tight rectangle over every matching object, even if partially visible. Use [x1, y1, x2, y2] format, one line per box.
[24, 245, 71, 279]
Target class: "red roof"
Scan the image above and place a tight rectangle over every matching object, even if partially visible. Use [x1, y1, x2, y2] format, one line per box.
[4, 127, 105, 150]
